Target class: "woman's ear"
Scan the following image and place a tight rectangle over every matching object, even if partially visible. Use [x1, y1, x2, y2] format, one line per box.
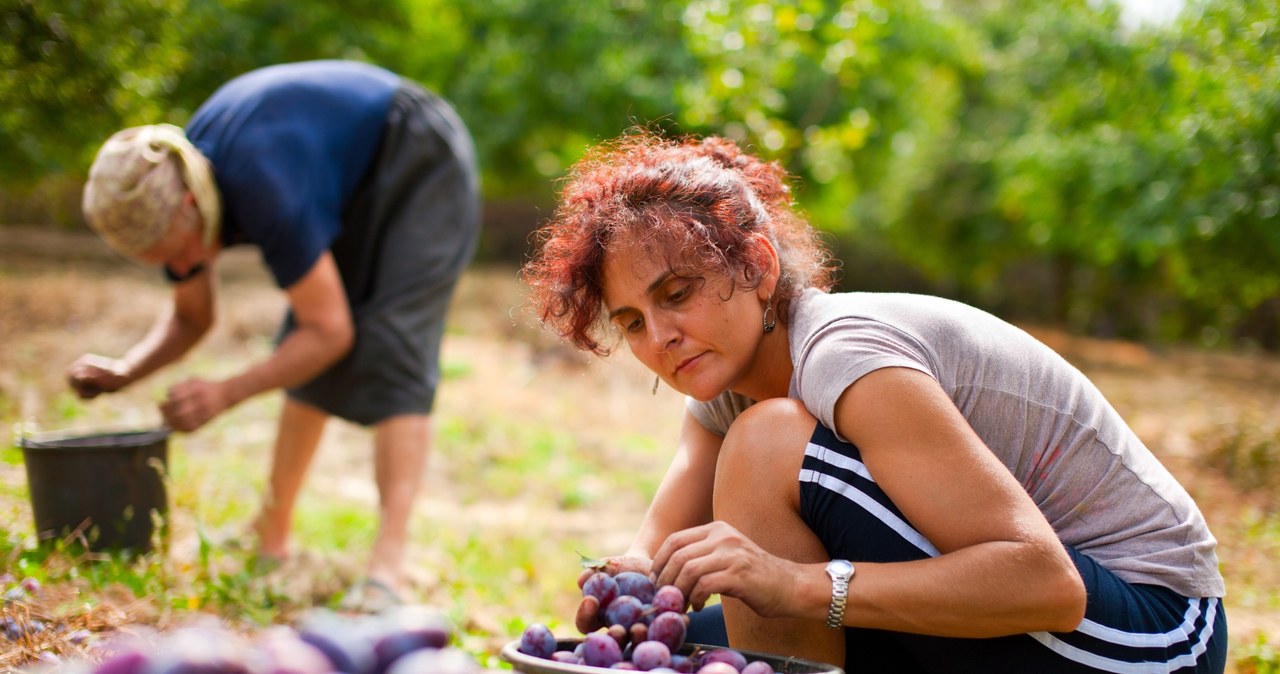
[749, 233, 781, 297]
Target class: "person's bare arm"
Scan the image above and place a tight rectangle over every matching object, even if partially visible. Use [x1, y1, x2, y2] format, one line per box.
[650, 368, 1086, 639]
[825, 367, 1086, 636]
[160, 252, 354, 431]
[575, 408, 723, 633]
[67, 266, 216, 397]
[627, 409, 723, 558]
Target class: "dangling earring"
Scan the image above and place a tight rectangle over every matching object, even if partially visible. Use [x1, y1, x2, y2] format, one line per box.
[652, 375, 660, 396]
[762, 293, 777, 333]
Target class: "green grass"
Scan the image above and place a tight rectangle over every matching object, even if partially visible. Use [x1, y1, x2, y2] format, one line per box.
[1210, 421, 1280, 507]
[3, 261, 1278, 673]
[0, 396, 615, 670]
[6, 395, 1274, 672]
[1238, 633, 1280, 674]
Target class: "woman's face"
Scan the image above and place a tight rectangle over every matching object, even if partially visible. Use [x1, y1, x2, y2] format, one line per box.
[602, 238, 772, 401]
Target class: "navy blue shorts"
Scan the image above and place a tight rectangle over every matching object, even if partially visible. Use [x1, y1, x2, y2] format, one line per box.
[796, 422, 1227, 673]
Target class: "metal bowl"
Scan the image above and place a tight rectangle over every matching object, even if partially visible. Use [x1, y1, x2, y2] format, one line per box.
[500, 639, 844, 674]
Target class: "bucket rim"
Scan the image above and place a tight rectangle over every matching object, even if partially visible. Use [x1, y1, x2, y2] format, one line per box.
[500, 639, 845, 674]
[18, 427, 171, 450]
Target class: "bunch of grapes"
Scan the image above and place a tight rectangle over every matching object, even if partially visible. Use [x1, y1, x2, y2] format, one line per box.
[517, 571, 778, 673]
[70, 607, 498, 674]
[576, 571, 688, 651]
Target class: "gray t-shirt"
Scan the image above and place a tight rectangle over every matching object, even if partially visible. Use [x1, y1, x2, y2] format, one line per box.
[688, 289, 1224, 598]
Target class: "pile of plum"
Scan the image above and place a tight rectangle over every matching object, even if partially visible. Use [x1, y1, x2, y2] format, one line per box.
[75, 607, 494, 674]
[2, 574, 50, 643]
[517, 571, 777, 673]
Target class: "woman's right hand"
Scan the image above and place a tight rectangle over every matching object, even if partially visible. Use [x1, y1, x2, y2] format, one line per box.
[574, 555, 653, 633]
[66, 354, 131, 399]
[652, 521, 799, 617]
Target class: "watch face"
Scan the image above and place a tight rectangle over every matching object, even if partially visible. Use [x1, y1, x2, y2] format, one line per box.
[828, 559, 854, 578]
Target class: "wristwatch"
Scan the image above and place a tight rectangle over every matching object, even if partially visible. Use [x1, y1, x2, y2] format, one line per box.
[825, 559, 855, 629]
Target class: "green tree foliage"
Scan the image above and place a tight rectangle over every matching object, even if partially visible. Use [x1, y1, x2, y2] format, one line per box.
[1162, 0, 1280, 341]
[1, 0, 1276, 347]
[165, 0, 410, 111]
[0, 0, 188, 178]
[430, 0, 697, 195]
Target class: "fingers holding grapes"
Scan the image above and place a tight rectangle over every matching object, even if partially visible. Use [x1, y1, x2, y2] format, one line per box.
[651, 521, 792, 618]
[577, 555, 653, 588]
[527, 548, 795, 671]
[521, 536, 797, 671]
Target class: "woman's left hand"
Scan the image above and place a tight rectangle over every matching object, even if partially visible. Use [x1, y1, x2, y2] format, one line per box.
[159, 378, 232, 431]
[651, 521, 797, 617]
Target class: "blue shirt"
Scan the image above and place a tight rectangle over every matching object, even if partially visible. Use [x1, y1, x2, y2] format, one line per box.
[185, 60, 401, 288]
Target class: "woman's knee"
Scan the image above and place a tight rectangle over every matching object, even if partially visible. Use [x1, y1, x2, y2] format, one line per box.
[721, 398, 815, 458]
[715, 398, 816, 505]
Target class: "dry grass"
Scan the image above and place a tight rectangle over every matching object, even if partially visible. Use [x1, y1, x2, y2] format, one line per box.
[1, 225, 1278, 671]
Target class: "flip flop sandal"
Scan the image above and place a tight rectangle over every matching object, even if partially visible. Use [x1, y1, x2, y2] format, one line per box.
[338, 578, 404, 614]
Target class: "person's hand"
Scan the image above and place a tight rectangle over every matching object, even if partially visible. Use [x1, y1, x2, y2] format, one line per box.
[574, 555, 653, 634]
[651, 521, 796, 618]
[66, 354, 132, 399]
[159, 378, 232, 432]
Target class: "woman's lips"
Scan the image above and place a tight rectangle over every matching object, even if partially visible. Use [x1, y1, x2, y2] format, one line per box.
[675, 352, 704, 374]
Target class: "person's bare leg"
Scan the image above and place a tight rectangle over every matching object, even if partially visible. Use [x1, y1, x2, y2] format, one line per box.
[714, 398, 845, 664]
[367, 413, 432, 597]
[255, 396, 329, 560]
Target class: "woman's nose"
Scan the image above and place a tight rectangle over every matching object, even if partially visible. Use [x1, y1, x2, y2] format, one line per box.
[647, 314, 679, 351]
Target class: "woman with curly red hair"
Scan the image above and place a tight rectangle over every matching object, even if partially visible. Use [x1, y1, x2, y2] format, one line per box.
[522, 129, 1226, 672]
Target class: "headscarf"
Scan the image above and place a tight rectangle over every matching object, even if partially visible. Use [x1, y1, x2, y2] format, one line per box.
[81, 124, 222, 257]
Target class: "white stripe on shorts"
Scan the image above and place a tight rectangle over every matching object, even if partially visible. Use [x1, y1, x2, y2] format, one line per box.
[800, 442, 940, 558]
[801, 438, 1219, 672]
[1028, 597, 1218, 673]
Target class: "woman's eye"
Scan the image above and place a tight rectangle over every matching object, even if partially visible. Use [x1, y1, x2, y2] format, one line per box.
[668, 281, 699, 303]
[665, 278, 703, 304]
[625, 317, 643, 333]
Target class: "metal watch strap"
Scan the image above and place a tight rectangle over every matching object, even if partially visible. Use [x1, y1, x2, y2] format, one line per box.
[825, 560, 853, 629]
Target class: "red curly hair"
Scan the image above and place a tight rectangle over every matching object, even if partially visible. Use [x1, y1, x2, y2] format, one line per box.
[522, 129, 837, 355]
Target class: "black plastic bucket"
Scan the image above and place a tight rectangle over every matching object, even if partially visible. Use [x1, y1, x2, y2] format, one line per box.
[18, 428, 170, 553]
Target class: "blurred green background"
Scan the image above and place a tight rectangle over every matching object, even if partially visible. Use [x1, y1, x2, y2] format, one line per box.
[3, 0, 1277, 350]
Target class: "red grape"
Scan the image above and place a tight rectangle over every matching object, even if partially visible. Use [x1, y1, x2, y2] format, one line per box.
[699, 648, 748, 672]
[605, 595, 645, 629]
[550, 651, 580, 664]
[631, 641, 672, 671]
[518, 623, 557, 659]
[647, 612, 687, 651]
[251, 627, 334, 674]
[614, 572, 656, 603]
[582, 632, 623, 668]
[670, 654, 695, 673]
[583, 572, 621, 607]
[741, 661, 775, 674]
[652, 586, 684, 614]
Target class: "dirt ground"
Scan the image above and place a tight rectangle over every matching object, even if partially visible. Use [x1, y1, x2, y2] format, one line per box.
[1, 224, 1278, 668]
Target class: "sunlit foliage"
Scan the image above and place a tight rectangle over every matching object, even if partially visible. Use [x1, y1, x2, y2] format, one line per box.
[1, 0, 1276, 347]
